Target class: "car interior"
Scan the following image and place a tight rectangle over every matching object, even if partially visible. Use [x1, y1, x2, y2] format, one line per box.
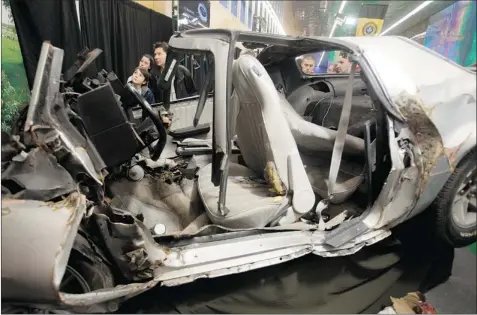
[107, 43, 391, 238]
[192, 49, 388, 230]
[268, 49, 390, 217]
[2, 41, 391, 246]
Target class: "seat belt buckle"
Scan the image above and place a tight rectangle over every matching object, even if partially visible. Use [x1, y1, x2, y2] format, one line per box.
[217, 202, 230, 216]
[315, 199, 329, 230]
[315, 199, 329, 215]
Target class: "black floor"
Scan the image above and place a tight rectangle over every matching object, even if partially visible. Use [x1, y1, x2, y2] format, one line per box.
[426, 247, 476, 313]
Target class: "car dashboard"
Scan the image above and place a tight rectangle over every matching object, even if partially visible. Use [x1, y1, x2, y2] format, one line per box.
[265, 59, 375, 139]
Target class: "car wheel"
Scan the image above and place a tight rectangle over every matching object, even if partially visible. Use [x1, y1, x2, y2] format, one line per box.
[61, 249, 115, 294]
[2, 249, 114, 314]
[434, 149, 477, 247]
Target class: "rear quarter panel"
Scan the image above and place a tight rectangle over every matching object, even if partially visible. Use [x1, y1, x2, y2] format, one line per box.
[340, 36, 476, 217]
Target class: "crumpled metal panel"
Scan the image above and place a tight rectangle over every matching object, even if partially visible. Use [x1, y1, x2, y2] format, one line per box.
[1, 193, 86, 303]
[92, 205, 169, 282]
[1, 148, 76, 201]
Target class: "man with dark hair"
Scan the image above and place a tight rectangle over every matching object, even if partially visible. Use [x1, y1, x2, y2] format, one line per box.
[300, 54, 316, 75]
[336, 51, 351, 74]
[328, 51, 352, 74]
[151, 41, 197, 106]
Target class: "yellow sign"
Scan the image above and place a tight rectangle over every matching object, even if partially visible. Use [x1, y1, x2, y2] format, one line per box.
[355, 18, 384, 36]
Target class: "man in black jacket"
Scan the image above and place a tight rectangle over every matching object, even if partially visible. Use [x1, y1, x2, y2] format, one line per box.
[151, 41, 197, 109]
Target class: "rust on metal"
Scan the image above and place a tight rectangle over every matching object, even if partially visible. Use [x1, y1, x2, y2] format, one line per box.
[43, 192, 81, 223]
[2, 199, 26, 206]
[2, 208, 12, 216]
[393, 92, 445, 193]
[444, 132, 472, 169]
[52, 192, 86, 301]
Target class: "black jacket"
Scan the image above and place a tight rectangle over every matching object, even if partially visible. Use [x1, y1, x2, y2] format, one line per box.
[151, 65, 197, 109]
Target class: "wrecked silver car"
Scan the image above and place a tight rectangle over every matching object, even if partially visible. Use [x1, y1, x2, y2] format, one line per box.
[2, 29, 476, 313]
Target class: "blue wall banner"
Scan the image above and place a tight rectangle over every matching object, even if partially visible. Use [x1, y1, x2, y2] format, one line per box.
[178, 0, 210, 31]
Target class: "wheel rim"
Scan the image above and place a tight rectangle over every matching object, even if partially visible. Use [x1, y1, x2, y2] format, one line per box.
[59, 265, 91, 294]
[451, 169, 477, 229]
[3, 261, 92, 313]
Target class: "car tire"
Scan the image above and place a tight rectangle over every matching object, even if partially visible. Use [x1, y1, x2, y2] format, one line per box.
[61, 249, 114, 294]
[434, 149, 477, 247]
[2, 249, 115, 314]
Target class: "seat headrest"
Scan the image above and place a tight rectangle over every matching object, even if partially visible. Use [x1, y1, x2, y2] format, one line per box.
[232, 55, 279, 105]
[231, 54, 316, 214]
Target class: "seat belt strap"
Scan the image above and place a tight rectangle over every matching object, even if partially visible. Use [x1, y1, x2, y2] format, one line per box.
[327, 62, 357, 200]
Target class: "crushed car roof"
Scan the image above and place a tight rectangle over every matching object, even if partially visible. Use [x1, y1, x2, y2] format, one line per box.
[172, 29, 476, 151]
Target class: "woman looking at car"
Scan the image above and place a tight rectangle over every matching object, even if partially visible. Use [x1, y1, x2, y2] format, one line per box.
[127, 54, 158, 96]
[127, 54, 154, 84]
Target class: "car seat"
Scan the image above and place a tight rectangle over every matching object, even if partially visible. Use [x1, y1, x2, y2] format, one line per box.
[196, 55, 316, 229]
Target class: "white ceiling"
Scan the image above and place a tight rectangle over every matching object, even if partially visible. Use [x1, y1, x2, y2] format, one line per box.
[381, 1, 458, 35]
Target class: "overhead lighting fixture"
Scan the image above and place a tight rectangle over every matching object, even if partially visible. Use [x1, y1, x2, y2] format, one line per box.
[381, 1, 434, 35]
[319, 0, 347, 66]
[345, 16, 358, 26]
[338, 0, 347, 14]
[335, 13, 346, 26]
[328, 1, 347, 38]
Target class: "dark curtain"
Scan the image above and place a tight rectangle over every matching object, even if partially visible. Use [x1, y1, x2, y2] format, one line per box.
[192, 56, 208, 92]
[79, 0, 173, 83]
[9, 0, 82, 89]
[79, 0, 119, 79]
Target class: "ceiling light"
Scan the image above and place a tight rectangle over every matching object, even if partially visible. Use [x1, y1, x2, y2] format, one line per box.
[328, 23, 338, 38]
[338, 1, 347, 14]
[345, 16, 358, 25]
[381, 1, 434, 35]
[319, 0, 348, 66]
[328, 1, 347, 37]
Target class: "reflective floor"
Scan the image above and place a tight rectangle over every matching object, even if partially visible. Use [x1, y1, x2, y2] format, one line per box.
[426, 247, 476, 314]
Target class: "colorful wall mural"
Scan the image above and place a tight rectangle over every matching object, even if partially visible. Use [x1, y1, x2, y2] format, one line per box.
[424, 0, 477, 67]
[1, 0, 30, 133]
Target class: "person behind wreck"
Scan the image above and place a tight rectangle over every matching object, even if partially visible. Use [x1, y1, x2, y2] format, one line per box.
[128, 67, 155, 104]
[127, 54, 155, 84]
[300, 54, 316, 75]
[128, 67, 171, 127]
[151, 41, 197, 106]
[329, 51, 351, 74]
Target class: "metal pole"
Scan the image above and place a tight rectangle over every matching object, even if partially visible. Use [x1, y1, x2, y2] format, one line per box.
[172, 0, 178, 32]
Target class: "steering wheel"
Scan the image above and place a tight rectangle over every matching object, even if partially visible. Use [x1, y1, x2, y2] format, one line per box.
[125, 84, 167, 161]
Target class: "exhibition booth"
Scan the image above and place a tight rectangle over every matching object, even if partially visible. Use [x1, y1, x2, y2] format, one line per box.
[0, 0, 475, 314]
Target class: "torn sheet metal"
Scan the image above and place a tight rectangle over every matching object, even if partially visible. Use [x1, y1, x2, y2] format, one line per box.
[343, 36, 476, 166]
[1, 148, 76, 201]
[93, 206, 169, 281]
[417, 78, 476, 167]
[393, 92, 445, 194]
[1, 193, 86, 303]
